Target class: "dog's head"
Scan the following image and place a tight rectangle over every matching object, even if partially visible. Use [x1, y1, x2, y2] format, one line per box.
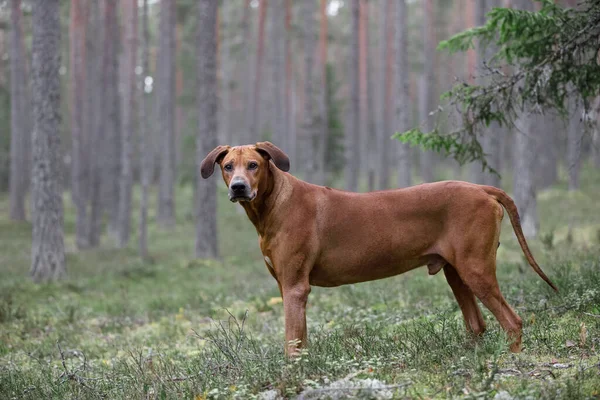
[200, 142, 290, 203]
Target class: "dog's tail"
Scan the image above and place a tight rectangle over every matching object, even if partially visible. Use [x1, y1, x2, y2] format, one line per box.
[482, 185, 558, 292]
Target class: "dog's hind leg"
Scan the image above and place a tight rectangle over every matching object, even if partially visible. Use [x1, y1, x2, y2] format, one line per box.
[456, 258, 523, 352]
[443, 264, 486, 336]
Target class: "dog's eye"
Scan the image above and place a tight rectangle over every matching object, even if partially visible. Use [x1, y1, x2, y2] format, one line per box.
[224, 164, 233, 171]
[248, 162, 258, 170]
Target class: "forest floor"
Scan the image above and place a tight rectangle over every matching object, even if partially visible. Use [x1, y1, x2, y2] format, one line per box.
[1, 168, 600, 399]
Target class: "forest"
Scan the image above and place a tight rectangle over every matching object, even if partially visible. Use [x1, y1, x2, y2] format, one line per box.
[1, 0, 600, 399]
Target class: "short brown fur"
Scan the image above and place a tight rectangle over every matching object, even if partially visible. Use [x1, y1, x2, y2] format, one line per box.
[201, 142, 557, 356]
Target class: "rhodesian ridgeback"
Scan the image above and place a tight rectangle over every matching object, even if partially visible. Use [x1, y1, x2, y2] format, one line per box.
[201, 142, 557, 356]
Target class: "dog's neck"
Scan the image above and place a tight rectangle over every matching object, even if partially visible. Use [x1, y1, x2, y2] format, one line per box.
[240, 163, 292, 237]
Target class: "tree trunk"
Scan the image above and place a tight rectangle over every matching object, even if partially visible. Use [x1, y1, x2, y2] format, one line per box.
[175, 22, 184, 169]
[566, 97, 583, 191]
[85, 0, 105, 247]
[220, 3, 234, 146]
[117, 0, 138, 247]
[513, 113, 539, 238]
[469, 0, 488, 184]
[511, 0, 538, 237]
[139, 0, 150, 260]
[315, 0, 328, 185]
[285, 0, 295, 165]
[241, 0, 253, 145]
[156, 0, 176, 228]
[378, 0, 394, 190]
[361, 0, 374, 191]
[345, 0, 361, 192]
[249, 0, 267, 143]
[30, 0, 65, 282]
[470, 0, 504, 187]
[593, 126, 600, 169]
[395, 0, 412, 188]
[271, 1, 286, 152]
[69, 0, 88, 248]
[566, 0, 583, 188]
[104, 0, 121, 238]
[537, 112, 559, 189]
[196, 0, 219, 259]
[419, 0, 435, 183]
[483, 0, 504, 187]
[364, 0, 378, 191]
[301, 0, 316, 182]
[9, 0, 29, 221]
[592, 98, 600, 168]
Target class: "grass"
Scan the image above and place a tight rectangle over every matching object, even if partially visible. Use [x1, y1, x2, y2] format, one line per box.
[1, 168, 600, 399]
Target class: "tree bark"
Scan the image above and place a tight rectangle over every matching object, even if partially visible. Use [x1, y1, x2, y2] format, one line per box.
[117, 0, 138, 247]
[565, 0, 583, 191]
[104, 0, 121, 238]
[469, 0, 488, 184]
[249, 0, 267, 144]
[175, 22, 184, 169]
[592, 98, 600, 169]
[511, 0, 538, 238]
[195, 0, 219, 259]
[513, 113, 539, 238]
[378, 0, 394, 190]
[69, 0, 88, 248]
[85, 0, 105, 247]
[30, 0, 65, 282]
[271, 1, 287, 152]
[139, 0, 151, 260]
[9, 0, 29, 221]
[315, 0, 328, 185]
[537, 111, 559, 189]
[156, 0, 176, 227]
[566, 97, 583, 191]
[593, 125, 600, 169]
[419, 0, 435, 183]
[285, 0, 295, 166]
[301, 0, 317, 182]
[364, 0, 378, 191]
[219, 3, 233, 146]
[469, 0, 504, 187]
[395, 0, 412, 188]
[241, 0, 253, 145]
[345, 0, 361, 192]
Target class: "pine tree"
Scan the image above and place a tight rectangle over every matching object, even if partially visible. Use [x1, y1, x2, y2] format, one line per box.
[30, 0, 65, 282]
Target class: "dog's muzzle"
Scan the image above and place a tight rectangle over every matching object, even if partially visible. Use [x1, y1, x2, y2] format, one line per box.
[228, 178, 254, 202]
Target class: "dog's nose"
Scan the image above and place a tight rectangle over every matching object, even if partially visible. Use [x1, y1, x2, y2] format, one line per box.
[230, 182, 247, 193]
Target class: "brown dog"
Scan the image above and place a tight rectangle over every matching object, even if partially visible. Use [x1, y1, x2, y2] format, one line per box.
[201, 141, 557, 355]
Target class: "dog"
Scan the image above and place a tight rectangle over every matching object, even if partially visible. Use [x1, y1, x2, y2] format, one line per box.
[200, 141, 557, 356]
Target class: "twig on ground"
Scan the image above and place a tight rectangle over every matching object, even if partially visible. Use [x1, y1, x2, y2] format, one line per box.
[527, 368, 556, 379]
[56, 341, 105, 398]
[583, 312, 600, 319]
[167, 372, 203, 382]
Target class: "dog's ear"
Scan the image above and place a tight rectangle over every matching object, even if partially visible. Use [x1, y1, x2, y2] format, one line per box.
[200, 145, 230, 179]
[255, 141, 290, 172]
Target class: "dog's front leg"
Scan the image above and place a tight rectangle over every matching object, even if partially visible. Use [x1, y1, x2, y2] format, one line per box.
[282, 283, 311, 356]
